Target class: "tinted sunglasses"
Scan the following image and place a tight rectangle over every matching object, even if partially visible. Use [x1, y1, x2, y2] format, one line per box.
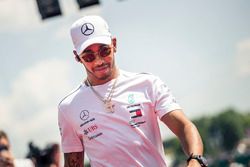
[80, 45, 113, 63]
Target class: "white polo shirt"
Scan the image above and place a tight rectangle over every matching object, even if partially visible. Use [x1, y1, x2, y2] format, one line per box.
[58, 70, 181, 167]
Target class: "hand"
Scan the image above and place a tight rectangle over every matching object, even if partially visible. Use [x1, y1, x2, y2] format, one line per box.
[0, 150, 15, 167]
[187, 159, 201, 167]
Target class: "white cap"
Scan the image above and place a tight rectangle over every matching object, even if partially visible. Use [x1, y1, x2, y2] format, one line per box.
[70, 15, 112, 55]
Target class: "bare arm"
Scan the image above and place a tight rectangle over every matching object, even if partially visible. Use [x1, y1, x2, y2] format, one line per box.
[161, 109, 204, 166]
[64, 152, 84, 167]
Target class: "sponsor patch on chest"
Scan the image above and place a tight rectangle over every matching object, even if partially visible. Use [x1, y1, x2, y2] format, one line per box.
[127, 104, 146, 127]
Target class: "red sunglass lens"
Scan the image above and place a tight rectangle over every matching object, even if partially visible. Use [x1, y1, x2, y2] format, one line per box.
[99, 47, 111, 58]
[81, 46, 111, 62]
[83, 53, 95, 62]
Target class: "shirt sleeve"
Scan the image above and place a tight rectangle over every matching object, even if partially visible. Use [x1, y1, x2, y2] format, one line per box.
[152, 77, 182, 119]
[58, 105, 84, 153]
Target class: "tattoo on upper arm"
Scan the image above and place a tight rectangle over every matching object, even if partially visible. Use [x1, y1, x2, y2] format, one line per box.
[64, 152, 84, 167]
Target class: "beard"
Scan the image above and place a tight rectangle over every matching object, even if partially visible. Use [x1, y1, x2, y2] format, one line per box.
[84, 58, 117, 84]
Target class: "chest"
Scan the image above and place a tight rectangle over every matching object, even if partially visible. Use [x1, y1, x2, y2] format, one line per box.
[67, 90, 158, 142]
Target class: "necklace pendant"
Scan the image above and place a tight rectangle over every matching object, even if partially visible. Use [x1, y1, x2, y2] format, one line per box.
[105, 101, 115, 113]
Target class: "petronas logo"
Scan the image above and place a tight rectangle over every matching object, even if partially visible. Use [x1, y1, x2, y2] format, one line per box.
[128, 94, 135, 104]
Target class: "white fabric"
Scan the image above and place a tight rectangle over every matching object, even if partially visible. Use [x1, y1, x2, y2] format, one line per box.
[58, 70, 182, 167]
[70, 15, 112, 55]
[14, 159, 34, 167]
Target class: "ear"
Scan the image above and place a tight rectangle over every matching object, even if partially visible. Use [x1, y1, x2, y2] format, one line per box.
[112, 37, 117, 52]
[73, 50, 81, 63]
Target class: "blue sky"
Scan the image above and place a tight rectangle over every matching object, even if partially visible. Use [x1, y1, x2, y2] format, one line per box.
[0, 0, 250, 159]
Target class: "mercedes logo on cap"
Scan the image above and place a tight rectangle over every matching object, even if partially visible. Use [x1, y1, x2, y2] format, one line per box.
[81, 23, 94, 36]
[80, 110, 89, 121]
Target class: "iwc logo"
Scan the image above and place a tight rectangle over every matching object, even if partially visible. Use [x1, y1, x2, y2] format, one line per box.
[80, 110, 89, 121]
[81, 23, 94, 36]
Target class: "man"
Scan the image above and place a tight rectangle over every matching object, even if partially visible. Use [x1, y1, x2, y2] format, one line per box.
[58, 15, 208, 167]
[0, 130, 34, 167]
[0, 130, 14, 167]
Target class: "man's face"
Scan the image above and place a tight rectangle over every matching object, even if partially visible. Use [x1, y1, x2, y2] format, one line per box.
[0, 137, 14, 167]
[0, 138, 9, 152]
[77, 38, 117, 85]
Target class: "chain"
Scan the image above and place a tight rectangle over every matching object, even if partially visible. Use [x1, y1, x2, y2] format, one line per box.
[86, 78, 118, 111]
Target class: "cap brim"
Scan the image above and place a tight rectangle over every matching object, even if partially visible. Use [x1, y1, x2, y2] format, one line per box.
[76, 36, 112, 55]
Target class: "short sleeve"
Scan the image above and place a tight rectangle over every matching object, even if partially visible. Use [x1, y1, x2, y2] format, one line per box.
[153, 77, 182, 119]
[58, 105, 84, 153]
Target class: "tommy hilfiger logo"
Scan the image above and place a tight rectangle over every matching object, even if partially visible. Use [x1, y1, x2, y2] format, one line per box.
[127, 104, 143, 118]
[127, 104, 145, 128]
[130, 107, 142, 118]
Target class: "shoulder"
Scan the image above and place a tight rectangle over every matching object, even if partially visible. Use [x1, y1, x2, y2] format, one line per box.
[58, 84, 83, 111]
[120, 69, 158, 81]
[118, 70, 164, 90]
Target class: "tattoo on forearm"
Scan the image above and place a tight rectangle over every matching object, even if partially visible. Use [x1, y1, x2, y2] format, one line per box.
[65, 152, 83, 167]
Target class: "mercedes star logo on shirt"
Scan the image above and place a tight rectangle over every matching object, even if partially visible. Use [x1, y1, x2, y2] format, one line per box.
[80, 110, 89, 121]
[81, 23, 94, 36]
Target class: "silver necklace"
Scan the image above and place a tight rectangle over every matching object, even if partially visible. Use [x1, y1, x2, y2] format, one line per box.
[86, 78, 118, 113]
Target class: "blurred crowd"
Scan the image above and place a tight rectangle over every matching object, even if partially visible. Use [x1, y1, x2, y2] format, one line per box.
[0, 130, 60, 167]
